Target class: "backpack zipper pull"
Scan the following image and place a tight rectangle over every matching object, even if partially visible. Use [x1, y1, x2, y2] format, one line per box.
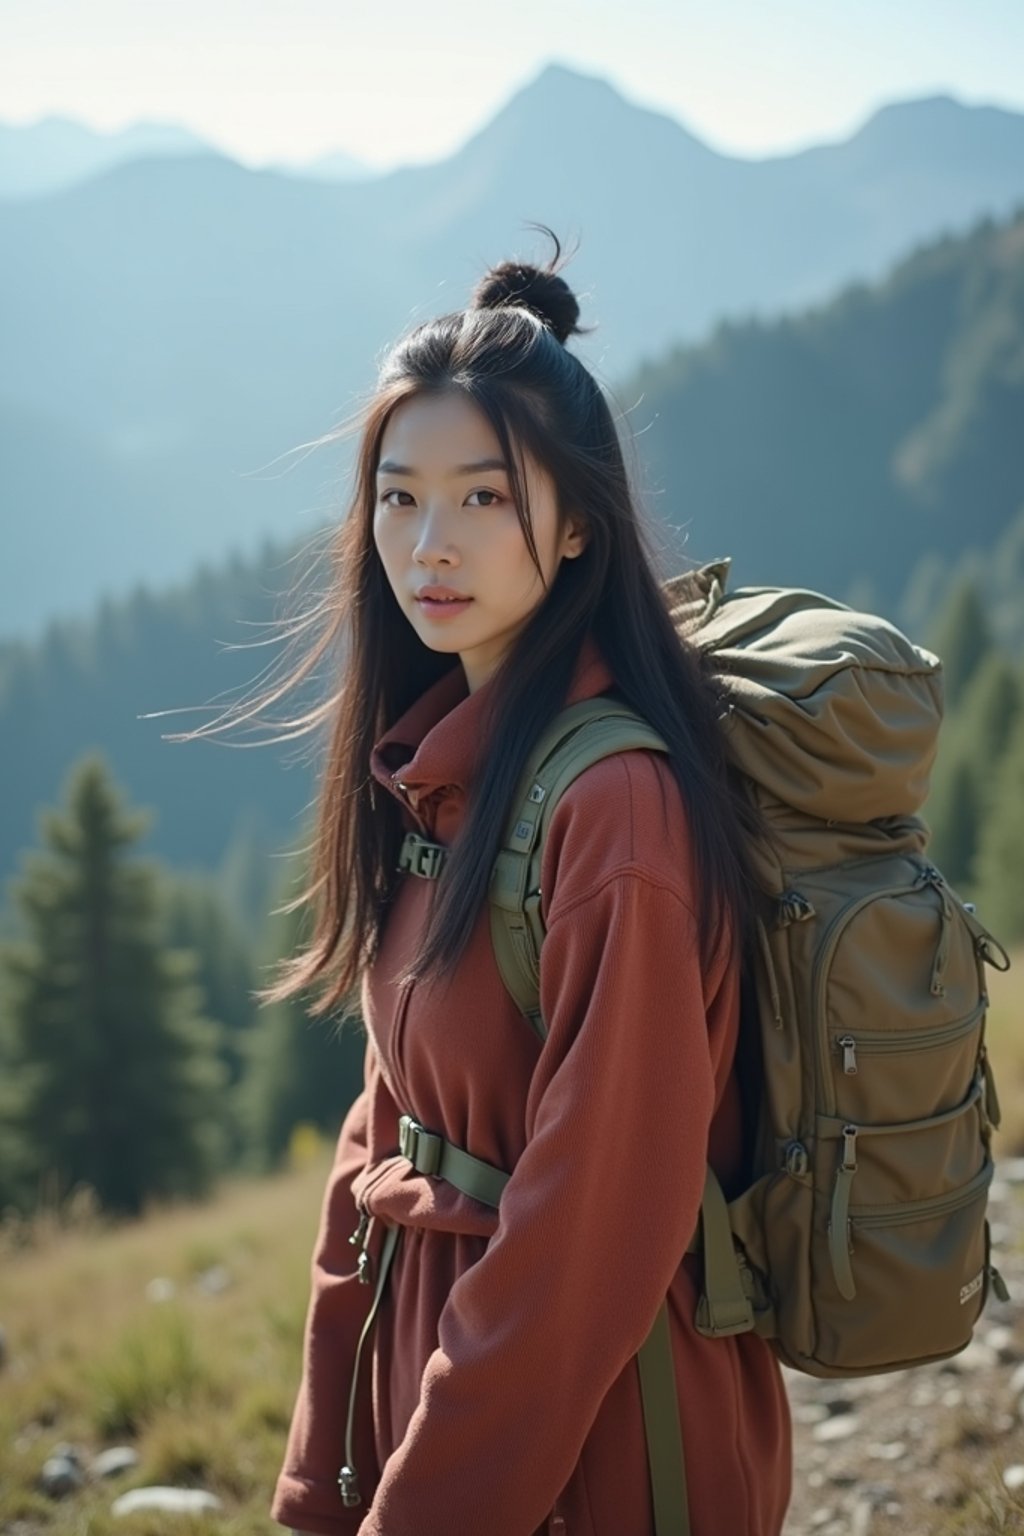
[989, 1264, 1011, 1304]
[980, 1045, 1002, 1132]
[828, 1125, 859, 1301]
[837, 1035, 858, 1075]
[916, 864, 954, 996]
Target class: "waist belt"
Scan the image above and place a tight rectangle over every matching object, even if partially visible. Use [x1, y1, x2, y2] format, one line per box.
[338, 1113, 751, 1536]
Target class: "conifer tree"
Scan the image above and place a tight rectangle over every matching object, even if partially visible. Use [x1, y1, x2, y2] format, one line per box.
[973, 711, 1024, 945]
[928, 575, 992, 709]
[238, 855, 365, 1171]
[0, 753, 229, 1217]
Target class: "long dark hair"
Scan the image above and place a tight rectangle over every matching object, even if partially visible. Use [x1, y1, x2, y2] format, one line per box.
[165, 224, 771, 1024]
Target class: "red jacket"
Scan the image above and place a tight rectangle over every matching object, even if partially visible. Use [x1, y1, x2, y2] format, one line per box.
[270, 631, 792, 1536]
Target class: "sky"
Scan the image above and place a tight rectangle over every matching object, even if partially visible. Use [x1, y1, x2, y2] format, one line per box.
[4, 0, 1022, 170]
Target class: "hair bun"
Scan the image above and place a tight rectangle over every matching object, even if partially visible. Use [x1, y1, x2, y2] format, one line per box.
[470, 259, 581, 345]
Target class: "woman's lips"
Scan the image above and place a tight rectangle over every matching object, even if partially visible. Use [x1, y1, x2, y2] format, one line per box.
[417, 597, 473, 620]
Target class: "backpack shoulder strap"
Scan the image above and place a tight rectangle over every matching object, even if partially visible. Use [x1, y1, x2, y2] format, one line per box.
[488, 694, 669, 1041]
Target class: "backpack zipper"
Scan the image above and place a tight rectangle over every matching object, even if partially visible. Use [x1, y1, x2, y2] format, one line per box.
[826, 1071, 986, 1298]
[812, 861, 935, 1116]
[832, 997, 986, 1075]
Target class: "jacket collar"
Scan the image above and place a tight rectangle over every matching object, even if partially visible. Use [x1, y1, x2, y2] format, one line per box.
[369, 630, 615, 808]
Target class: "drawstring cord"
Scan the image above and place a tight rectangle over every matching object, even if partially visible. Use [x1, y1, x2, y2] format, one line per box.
[338, 1213, 404, 1508]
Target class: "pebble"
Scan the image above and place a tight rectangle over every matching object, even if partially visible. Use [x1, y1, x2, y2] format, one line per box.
[195, 1264, 232, 1295]
[111, 1487, 223, 1516]
[793, 1402, 830, 1425]
[38, 1447, 85, 1498]
[867, 1440, 906, 1461]
[91, 1447, 140, 1479]
[145, 1277, 177, 1302]
[1003, 1465, 1024, 1492]
[985, 1324, 1022, 1363]
[813, 1414, 861, 1443]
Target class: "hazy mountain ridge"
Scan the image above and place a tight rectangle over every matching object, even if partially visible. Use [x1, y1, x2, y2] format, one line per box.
[2, 200, 1022, 896]
[3, 63, 1024, 638]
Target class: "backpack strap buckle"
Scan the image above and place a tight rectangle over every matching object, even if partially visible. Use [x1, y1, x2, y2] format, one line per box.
[398, 833, 447, 880]
[397, 1114, 443, 1175]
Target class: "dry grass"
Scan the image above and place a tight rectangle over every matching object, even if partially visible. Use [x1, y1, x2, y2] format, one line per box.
[0, 1139, 333, 1535]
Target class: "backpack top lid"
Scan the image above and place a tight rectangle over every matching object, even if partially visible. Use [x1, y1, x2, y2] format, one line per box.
[663, 557, 944, 823]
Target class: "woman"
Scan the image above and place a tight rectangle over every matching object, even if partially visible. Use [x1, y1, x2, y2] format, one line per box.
[266, 227, 793, 1535]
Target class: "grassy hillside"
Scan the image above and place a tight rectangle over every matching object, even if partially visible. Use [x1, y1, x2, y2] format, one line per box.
[1, 949, 1022, 1535]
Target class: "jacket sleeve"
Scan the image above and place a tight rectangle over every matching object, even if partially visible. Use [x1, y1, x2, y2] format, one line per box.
[270, 1035, 383, 1536]
[352, 851, 728, 1536]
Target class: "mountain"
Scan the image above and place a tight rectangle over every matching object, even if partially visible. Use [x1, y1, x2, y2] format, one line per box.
[1, 201, 1022, 896]
[634, 207, 1024, 605]
[3, 61, 1024, 638]
[0, 115, 219, 197]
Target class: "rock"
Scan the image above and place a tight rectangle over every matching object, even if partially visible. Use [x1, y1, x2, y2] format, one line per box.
[145, 1277, 177, 1302]
[985, 1324, 1022, 1363]
[38, 1451, 86, 1498]
[819, 1392, 857, 1417]
[849, 1501, 874, 1536]
[867, 1440, 907, 1461]
[940, 1338, 998, 1373]
[194, 1264, 231, 1295]
[91, 1447, 140, 1479]
[812, 1414, 861, 1443]
[1003, 1465, 1024, 1492]
[793, 1402, 830, 1425]
[111, 1487, 222, 1516]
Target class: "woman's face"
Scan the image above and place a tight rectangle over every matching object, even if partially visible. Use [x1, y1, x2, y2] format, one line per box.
[373, 390, 587, 694]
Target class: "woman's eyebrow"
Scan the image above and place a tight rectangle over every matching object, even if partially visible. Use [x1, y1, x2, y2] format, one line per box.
[376, 458, 509, 476]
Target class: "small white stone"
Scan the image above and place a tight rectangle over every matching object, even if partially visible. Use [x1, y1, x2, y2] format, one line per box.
[867, 1440, 907, 1461]
[91, 1447, 139, 1480]
[1003, 1465, 1024, 1492]
[111, 1487, 222, 1516]
[144, 1277, 176, 1303]
[813, 1414, 861, 1443]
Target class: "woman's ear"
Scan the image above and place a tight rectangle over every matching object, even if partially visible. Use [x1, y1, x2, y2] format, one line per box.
[561, 512, 589, 559]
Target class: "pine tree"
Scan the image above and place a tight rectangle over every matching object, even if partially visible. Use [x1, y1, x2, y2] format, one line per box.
[154, 867, 258, 1165]
[925, 651, 1024, 891]
[0, 752, 229, 1218]
[927, 574, 992, 709]
[973, 710, 1024, 945]
[237, 856, 365, 1171]
[924, 752, 980, 892]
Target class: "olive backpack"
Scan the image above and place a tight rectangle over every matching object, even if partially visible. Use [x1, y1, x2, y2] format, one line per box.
[391, 555, 1014, 1536]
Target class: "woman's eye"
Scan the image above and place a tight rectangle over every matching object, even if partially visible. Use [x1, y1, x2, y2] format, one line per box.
[379, 489, 502, 508]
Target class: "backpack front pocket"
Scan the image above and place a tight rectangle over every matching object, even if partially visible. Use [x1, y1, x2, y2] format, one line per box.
[827, 998, 986, 1124]
[813, 1158, 994, 1369]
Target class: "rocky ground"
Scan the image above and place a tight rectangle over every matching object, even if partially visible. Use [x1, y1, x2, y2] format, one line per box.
[780, 1160, 1024, 1535]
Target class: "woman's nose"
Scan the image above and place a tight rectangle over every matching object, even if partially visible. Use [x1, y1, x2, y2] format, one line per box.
[412, 505, 460, 566]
